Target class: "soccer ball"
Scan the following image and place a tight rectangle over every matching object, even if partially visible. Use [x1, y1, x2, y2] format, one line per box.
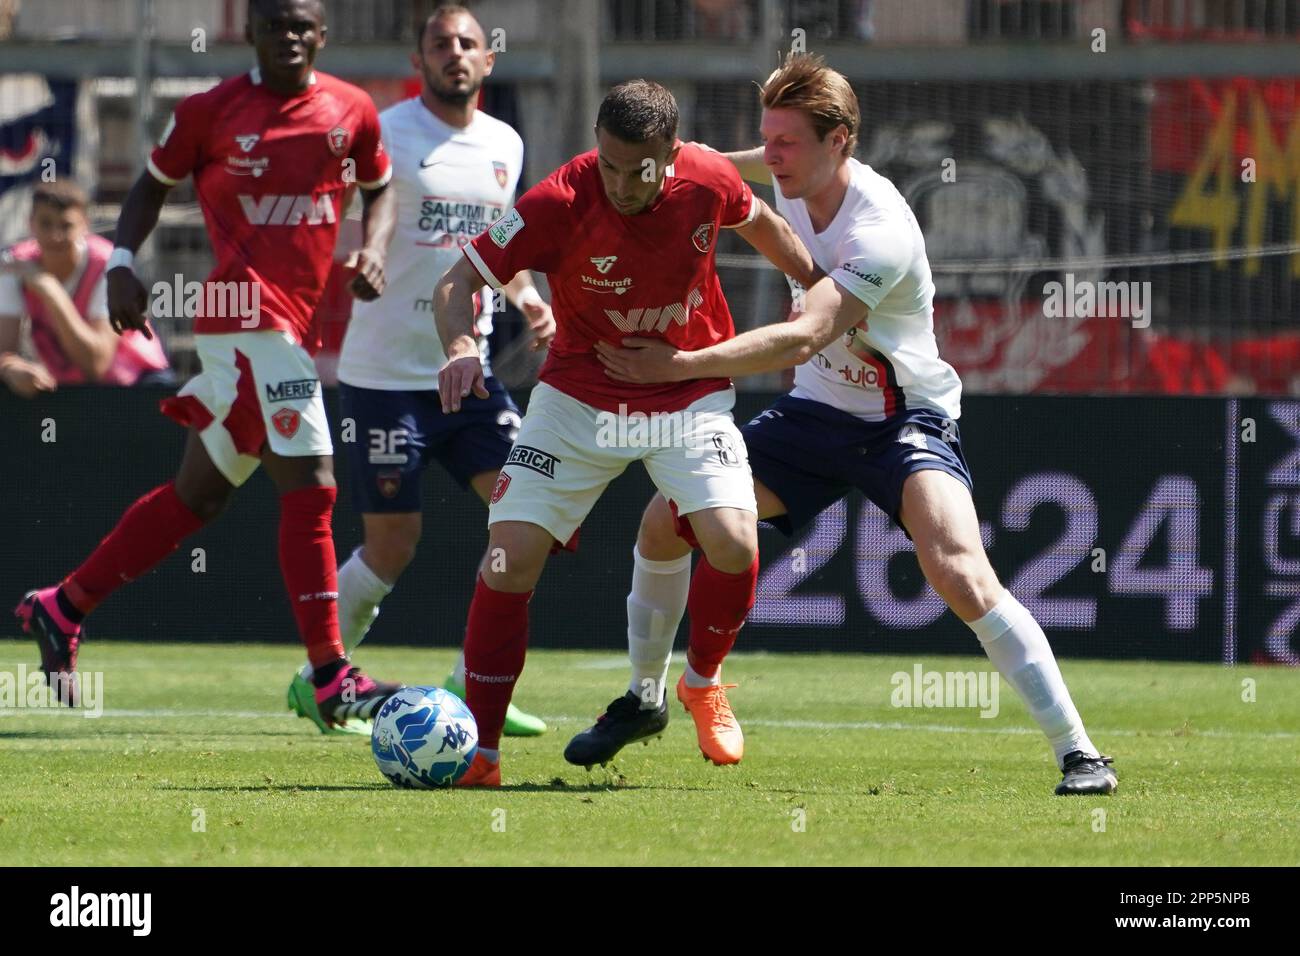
[371, 686, 478, 788]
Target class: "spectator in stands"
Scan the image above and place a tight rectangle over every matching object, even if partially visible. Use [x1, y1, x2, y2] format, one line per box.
[0, 181, 171, 398]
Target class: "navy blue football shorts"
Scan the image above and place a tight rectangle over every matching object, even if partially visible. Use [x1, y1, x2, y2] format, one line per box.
[339, 377, 521, 514]
[740, 394, 973, 538]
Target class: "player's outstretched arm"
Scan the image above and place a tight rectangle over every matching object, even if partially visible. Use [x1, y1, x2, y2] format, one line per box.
[723, 147, 768, 183]
[732, 199, 821, 289]
[595, 277, 866, 382]
[434, 255, 491, 412]
[106, 171, 172, 339]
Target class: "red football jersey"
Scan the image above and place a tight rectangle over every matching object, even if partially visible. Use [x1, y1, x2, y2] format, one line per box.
[464, 143, 756, 413]
[149, 68, 391, 348]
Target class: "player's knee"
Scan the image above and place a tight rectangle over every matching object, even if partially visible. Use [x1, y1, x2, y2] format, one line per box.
[176, 484, 230, 525]
[637, 495, 691, 559]
[364, 527, 419, 580]
[481, 557, 541, 592]
[926, 553, 1001, 619]
[700, 532, 758, 575]
[478, 535, 547, 592]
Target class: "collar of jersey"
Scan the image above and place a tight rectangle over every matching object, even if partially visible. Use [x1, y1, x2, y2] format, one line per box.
[249, 66, 318, 89]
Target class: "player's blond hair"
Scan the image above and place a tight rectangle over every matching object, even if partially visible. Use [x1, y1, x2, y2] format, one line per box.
[760, 54, 859, 158]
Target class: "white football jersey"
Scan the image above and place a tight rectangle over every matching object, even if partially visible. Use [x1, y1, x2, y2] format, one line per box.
[774, 158, 962, 421]
[338, 98, 524, 390]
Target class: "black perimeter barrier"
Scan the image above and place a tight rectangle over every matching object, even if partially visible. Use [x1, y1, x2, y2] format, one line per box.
[4, 387, 1298, 663]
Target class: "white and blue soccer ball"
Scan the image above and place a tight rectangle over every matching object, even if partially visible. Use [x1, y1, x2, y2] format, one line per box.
[371, 686, 478, 788]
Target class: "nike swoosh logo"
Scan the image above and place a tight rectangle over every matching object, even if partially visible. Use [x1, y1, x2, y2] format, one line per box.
[419, 159, 443, 168]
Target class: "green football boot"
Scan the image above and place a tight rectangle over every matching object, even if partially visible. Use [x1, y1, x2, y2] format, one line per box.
[287, 668, 372, 736]
[443, 674, 547, 737]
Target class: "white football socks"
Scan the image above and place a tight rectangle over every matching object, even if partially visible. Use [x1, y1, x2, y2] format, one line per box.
[969, 590, 1099, 769]
[625, 545, 691, 709]
[338, 546, 393, 655]
[683, 661, 720, 689]
[451, 651, 467, 685]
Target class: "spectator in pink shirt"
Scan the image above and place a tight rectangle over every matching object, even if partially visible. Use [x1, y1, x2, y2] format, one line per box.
[0, 181, 171, 398]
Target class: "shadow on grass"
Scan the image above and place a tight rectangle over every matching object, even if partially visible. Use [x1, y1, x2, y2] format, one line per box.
[158, 784, 396, 792]
[153, 779, 801, 794]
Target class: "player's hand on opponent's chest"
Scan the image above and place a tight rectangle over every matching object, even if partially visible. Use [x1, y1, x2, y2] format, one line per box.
[594, 336, 688, 384]
[106, 267, 153, 339]
[521, 299, 555, 352]
[343, 248, 387, 302]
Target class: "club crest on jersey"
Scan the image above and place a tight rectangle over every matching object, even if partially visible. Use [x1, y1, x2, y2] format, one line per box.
[492, 160, 508, 188]
[377, 470, 402, 499]
[691, 222, 714, 253]
[489, 471, 510, 504]
[589, 256, 618, 274]
[327, 125, 350, 157]
[235, 133, 261, 153]
[271, 407, 301, 439]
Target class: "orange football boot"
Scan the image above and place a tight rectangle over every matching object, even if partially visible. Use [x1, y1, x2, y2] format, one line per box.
[455, 753, 502, 787]
[676, 673, 744, 765]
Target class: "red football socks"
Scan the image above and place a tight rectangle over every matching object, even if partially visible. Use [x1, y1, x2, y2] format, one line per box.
[279, 485, 345, 669]
[462, 574, 532, 751]
[685, 554, 758, 679]
[63, 482, 205, 615]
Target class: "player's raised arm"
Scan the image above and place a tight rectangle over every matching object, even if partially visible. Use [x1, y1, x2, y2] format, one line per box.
[732, 198, 821, 290]
[433, 255, 491, 412]
[723, 146, 768, 183]
[106, 172, 172, 339]
[596, 275, 866, 382]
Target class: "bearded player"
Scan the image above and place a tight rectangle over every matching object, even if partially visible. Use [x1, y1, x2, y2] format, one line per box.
[435, 80, 820, 786]
[583, 55, 1117, 796]
[14, 0, 405, 725]
[285, 5, 553, 737]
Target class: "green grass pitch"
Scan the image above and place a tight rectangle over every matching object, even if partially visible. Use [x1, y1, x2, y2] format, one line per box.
[1, 641, 1296, 866]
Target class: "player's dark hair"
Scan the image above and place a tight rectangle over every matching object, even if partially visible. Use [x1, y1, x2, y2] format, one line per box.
[248, 0, 325, 23]
[760, 53, 859, 158]
[416, 4, 477, 51]
[30, 180, 88, 215]
[596, 80, 679, 148]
